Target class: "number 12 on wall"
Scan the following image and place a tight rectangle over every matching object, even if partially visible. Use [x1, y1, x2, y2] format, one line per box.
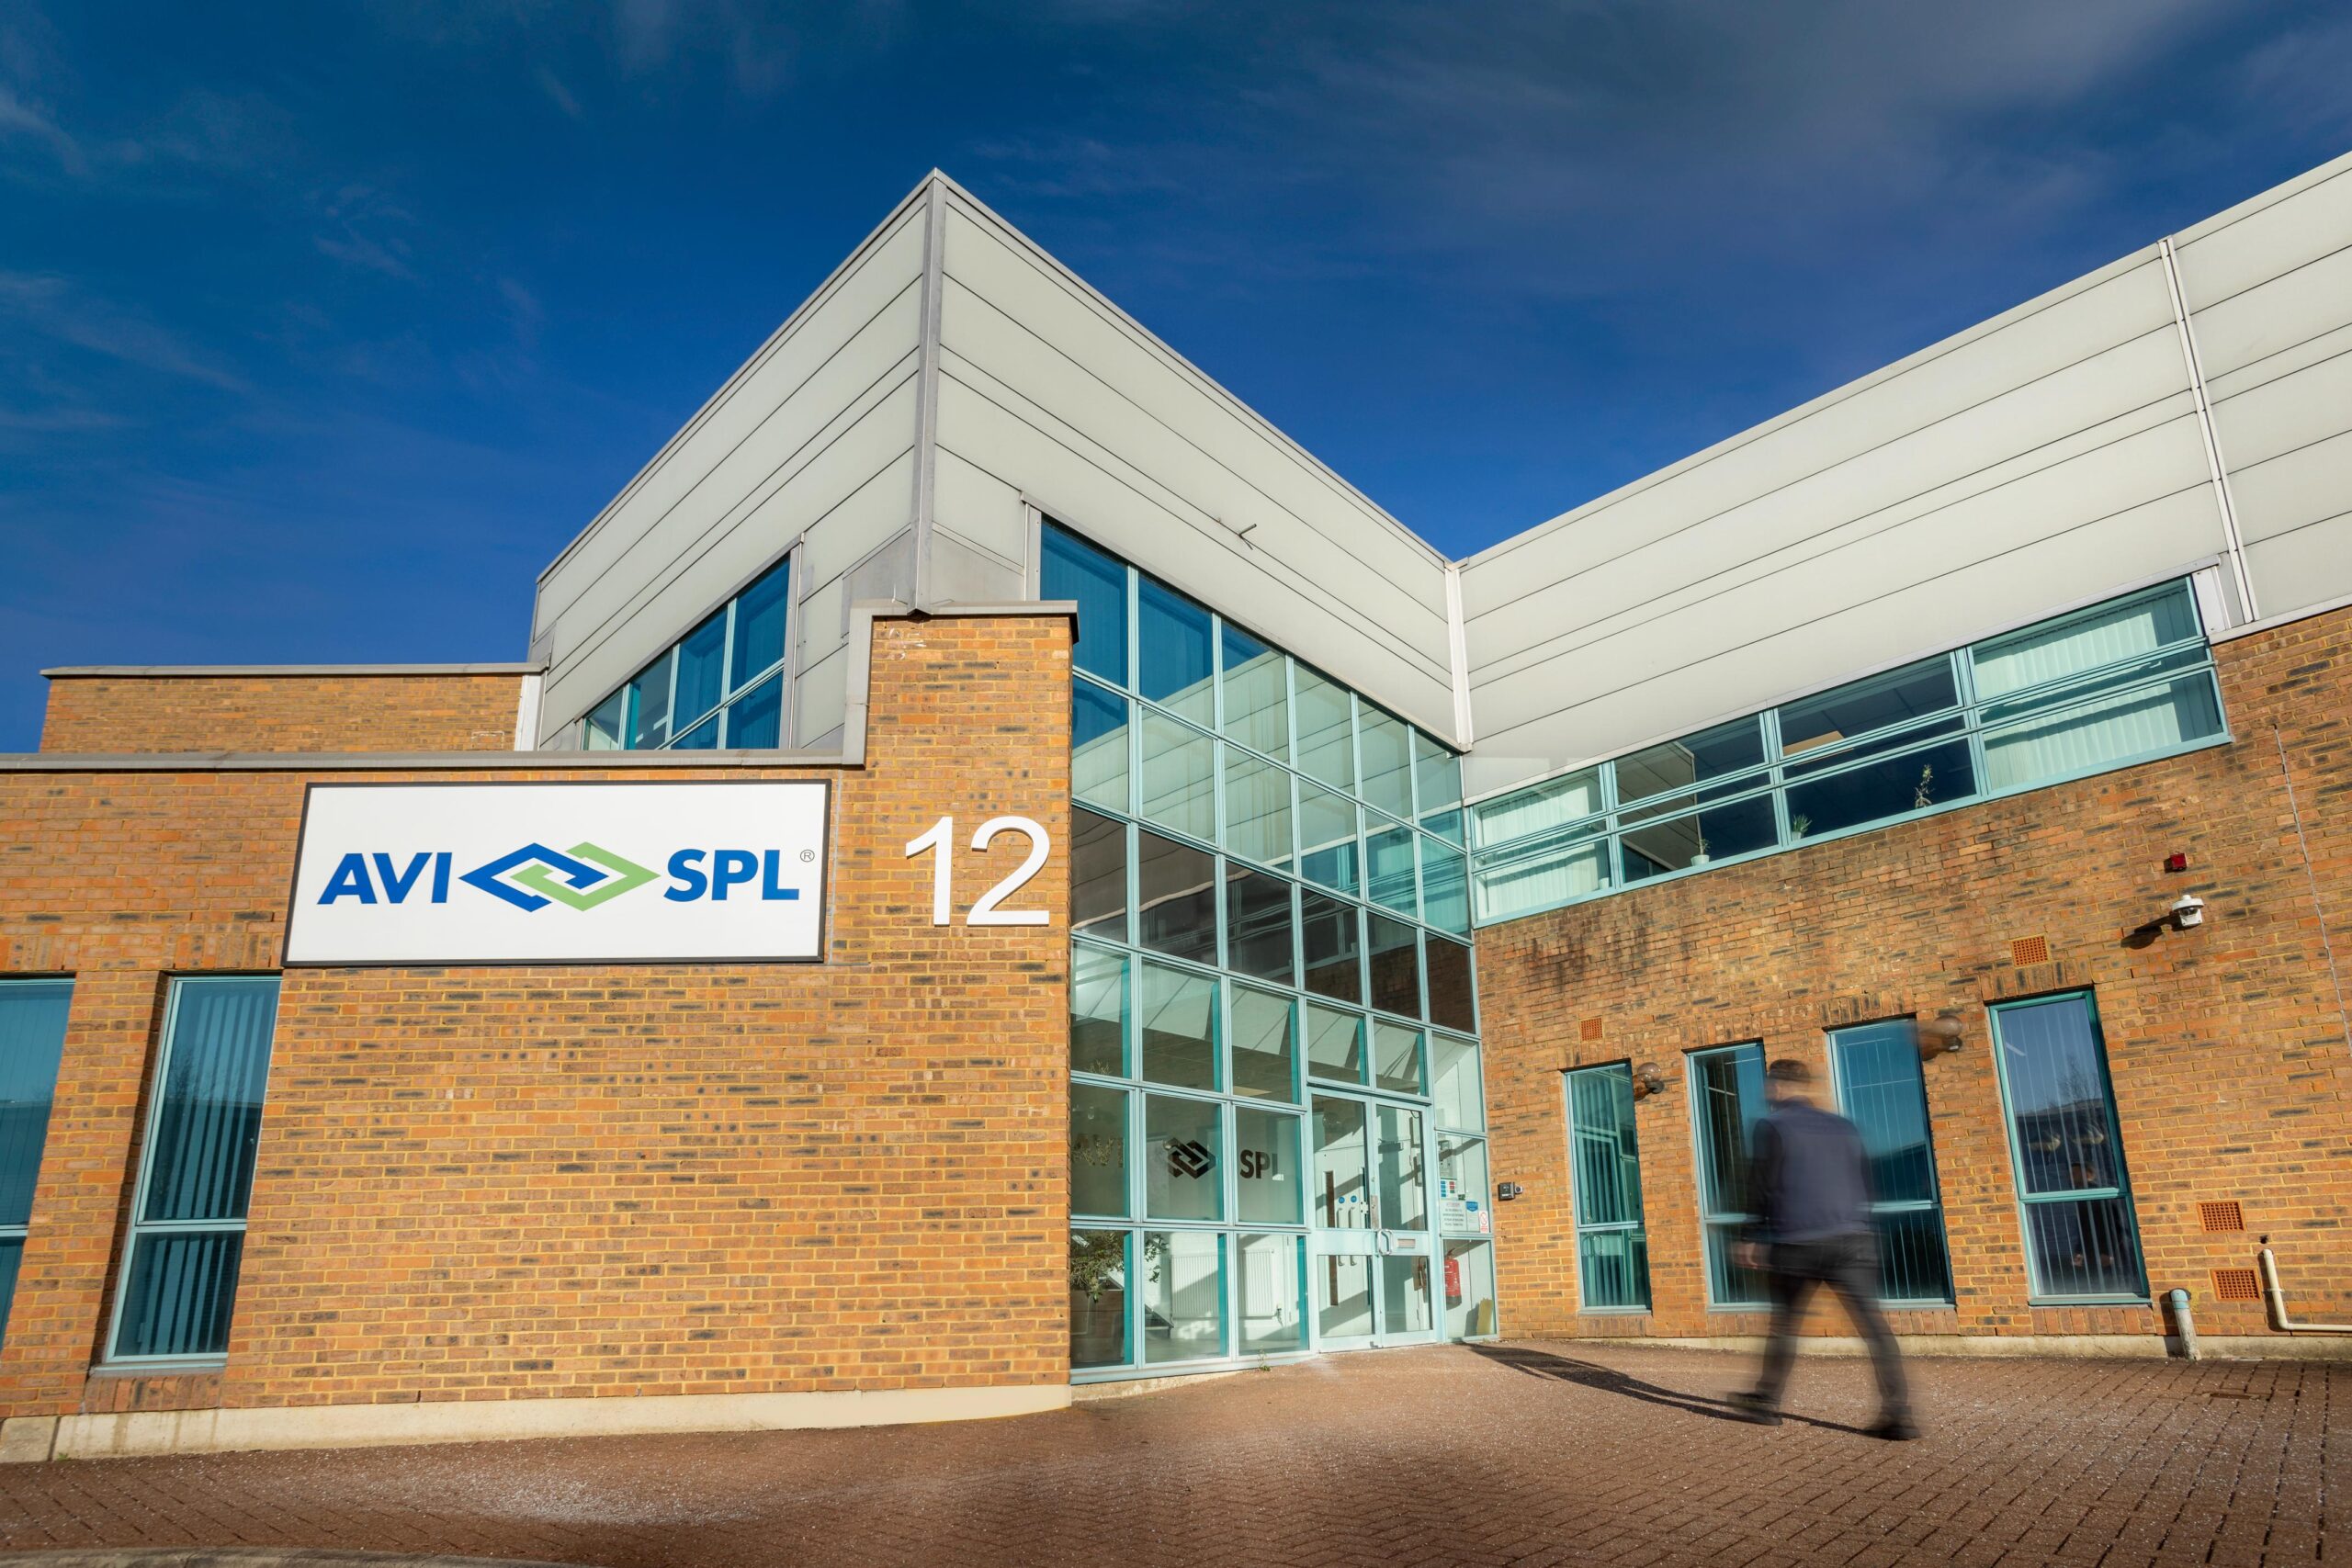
[903, 816, 1052, 927]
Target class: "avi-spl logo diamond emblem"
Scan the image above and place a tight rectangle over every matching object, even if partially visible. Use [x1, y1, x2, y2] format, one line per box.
[461, 841, 659, 913]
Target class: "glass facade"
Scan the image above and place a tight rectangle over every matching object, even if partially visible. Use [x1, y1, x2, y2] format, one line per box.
[0, 979, 72, 1348]
[1566, 1063, 1650, 1311]
[109, 976, 280, 1363]
[582, 556, 791, 750]
[1990, 992, 2147, 1303]
[1051, 520, 1489, 1375]
[1828, 1021, 1954, 1304]
[1471, 581, 2227, 925]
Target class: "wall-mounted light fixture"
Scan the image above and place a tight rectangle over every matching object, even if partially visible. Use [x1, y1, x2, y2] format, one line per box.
[1629, 1062, 1668, 1100]
[2171, 893, 2207, 930]
[1917, 1010, 1966, 1058]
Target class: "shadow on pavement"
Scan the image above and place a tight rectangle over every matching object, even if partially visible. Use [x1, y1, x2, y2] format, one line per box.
[1468, 1344, 1871, 1436]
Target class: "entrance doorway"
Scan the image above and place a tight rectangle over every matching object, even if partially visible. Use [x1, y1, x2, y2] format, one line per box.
[1309, 1092, 1438, 1348]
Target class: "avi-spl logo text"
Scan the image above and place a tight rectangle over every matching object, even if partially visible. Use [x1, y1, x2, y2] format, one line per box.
[314, 841, 805, 912]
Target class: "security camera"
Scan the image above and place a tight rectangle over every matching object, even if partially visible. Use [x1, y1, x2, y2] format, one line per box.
[2171, 893, 2206, 930]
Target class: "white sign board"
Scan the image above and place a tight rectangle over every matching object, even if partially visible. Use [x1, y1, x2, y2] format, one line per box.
[284, 782, 829, 965]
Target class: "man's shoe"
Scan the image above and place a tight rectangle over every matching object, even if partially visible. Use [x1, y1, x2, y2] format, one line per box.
[1727, 1391, 1781, 1426]
[1867, 1416, 1921, 1441]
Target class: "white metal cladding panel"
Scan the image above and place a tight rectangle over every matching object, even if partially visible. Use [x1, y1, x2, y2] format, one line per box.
[2226, 430, 2352, 547]
[1458, 255, 2178, 632]
[1466, 337, 2199, 689]
[1463, 479, 2222, 799]
[535, 374, 919, 739]
[931, 443, 1028, 571]
[933, 198, 1459, 734]
[534, 319, 922, 727]
[2246, 513, 2352, 617]
[2209, 351, 2352, 476]
[793, 457, 918, 672]
[2183, 245, 2352, 381]
[535, 209, 924, 634]
[2169, 157, 2352, 321]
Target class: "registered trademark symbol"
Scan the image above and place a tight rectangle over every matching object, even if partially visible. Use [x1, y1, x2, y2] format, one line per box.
[799, 849, 816, 863]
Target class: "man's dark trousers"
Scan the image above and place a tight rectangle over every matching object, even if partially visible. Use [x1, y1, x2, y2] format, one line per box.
[1752, 1232, 1910, 1421]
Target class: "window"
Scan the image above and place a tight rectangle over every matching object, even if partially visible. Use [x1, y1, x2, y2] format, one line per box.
[1137, 963, 1216, 1091]
[1137, 577, 1214, 724]
[1136, 829, 1216, 964]
[1070, 1083, 1130, 1218]
[1566, 1064, 1650, 1311]
[0, 979, 71, 1348]
[1229, 987, 1296, 1102]
[1468, 580, 2226, 927]
[1069, 943, 1126, 1077]
[1070, 809, 1128, 943]
[1689, 1043, 1768, 1307]
[582, 556, 792, 750]
[110, 977, 280, 1362]
[1073, 683, 1131, 813]
[1990, 993, 2146, 1302]
[1044, 524, 1128, 686]
[1219, 623, 1288, 762]
[1138, 713, 1214, 841]
[1829, 1021, 1954, 1304]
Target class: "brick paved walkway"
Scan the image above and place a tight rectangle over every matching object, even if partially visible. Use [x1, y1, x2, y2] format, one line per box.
[0, 1343, 2338, 1567]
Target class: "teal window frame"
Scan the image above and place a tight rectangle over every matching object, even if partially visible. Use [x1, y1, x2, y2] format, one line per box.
[106, 976, 282, 1367]
[1688, 1043, 1769, 1309]
[1826, 1020, 1955, 1307]
[0, 977, 74, 1350]
[581, 552, 793, 750]
[1565, 1062, 1651, 1312]
[1468, 579, 2229, 927]
[1047, 519, 1481, 1381]
[1988, 990, 2148, 1305]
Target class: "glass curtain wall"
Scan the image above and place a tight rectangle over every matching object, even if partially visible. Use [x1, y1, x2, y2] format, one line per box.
[108, 977, 281, 1363]
[1471, 581, 2227, 924]
[0, 979, 72, 1348]
[1050, 520, 1488, 1376]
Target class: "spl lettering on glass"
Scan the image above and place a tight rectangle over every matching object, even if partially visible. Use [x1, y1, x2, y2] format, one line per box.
[283, 781, 831, 965]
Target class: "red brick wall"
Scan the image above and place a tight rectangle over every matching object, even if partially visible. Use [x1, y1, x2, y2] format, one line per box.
[1475, 605, 2352, 1346]
[0, 614, 1072, 1417]
[40, 672, 527, 753]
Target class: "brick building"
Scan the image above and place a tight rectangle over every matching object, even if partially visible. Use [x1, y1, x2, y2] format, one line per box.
[3, 154, 2350, 1461]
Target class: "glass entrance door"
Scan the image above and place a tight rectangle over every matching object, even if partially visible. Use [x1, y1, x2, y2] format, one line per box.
[1310, 1093, 1437, 1348]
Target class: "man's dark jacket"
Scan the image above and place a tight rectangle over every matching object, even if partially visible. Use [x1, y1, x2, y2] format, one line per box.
[1748, 1099, 1874, 1244]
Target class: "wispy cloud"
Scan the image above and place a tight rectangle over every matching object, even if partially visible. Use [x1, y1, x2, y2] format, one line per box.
[0, 82, 81, 174]
[0, 272, 247, 391]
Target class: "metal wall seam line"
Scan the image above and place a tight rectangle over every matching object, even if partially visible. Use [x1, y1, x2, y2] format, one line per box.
[2157, 234, 2261, 621]
[1445, 561, 1474, 749]
[911, 177, 948, 600]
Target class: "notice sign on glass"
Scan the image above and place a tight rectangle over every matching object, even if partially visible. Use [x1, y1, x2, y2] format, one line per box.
[284, 781, 830, 965]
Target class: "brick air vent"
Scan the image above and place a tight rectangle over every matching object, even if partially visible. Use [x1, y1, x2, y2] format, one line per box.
[1579, 1018, 1603, 1042]
[2199, 1201, 2245, 1233]
[2010, 935, 2051, 965]
[2211, 1269, 2262, 1303]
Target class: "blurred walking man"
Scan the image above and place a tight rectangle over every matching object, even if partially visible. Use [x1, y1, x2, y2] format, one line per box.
[1728, 1058, 1918, 1439]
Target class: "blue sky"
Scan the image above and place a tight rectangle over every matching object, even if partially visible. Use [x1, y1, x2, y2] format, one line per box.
[3, 2, 2347, 750]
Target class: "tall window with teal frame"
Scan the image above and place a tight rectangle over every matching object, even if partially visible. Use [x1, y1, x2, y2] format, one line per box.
[1989, 992, 2146, 1303]
[108, 976, 281, 1362]
[582, 554, 791, 750]
[0, 978, 72, 1348]
[1566, 1063, 1649, 1310]
[1828, 1021, 1953, 1304]
[1689, 1043, 1768, 1307]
